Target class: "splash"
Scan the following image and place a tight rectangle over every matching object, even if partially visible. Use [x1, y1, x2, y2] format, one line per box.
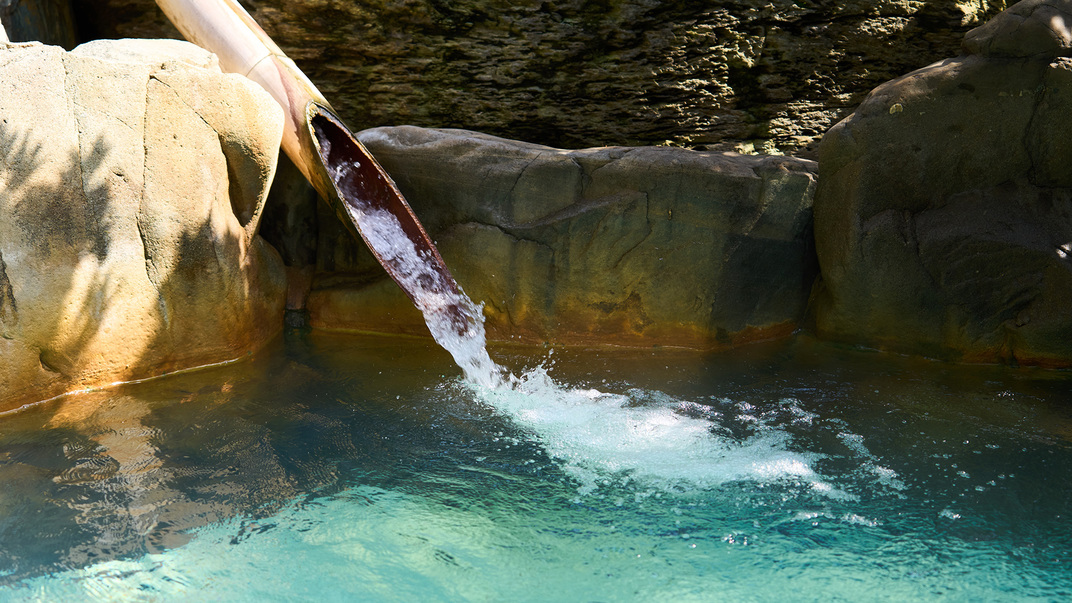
[319, 127, 888, 501]
[326, 147, 865, 499]
[469, 367, 858, 499]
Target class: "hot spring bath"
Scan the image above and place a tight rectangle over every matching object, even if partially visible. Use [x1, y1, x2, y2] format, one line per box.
[0, 332, 1070, 601]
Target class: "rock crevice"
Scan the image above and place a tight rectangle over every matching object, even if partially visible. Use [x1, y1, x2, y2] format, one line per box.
[0, 250, 16, 327]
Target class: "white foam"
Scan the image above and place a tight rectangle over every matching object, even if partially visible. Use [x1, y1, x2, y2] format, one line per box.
[473, 368, 852, 499]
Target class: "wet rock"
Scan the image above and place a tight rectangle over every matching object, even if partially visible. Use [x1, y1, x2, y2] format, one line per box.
[309, 126, 817, 349]
[812, 0, 1072, 366]
[0, 39, 287, 412]
[68, 0, 1004, 157]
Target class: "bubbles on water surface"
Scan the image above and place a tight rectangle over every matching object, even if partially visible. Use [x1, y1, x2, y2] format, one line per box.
[325, 152, 901, 505]
[461, 365, 893, 502]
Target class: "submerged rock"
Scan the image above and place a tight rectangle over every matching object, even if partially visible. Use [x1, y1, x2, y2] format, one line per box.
[0, 39, 287, 412]
[812, 0, 1072, 366]
[309, 126, 817, 349]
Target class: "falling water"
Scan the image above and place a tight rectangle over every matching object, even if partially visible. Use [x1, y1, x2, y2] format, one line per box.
[323, 153, 506, 390]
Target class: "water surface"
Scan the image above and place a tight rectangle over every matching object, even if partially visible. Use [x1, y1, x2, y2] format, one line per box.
[1, 332, 1070, 601]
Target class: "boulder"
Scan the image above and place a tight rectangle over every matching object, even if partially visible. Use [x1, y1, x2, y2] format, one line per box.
[70, 0, 1004, 157]
[309, 126, 817, 349]
[963, 0, 1072, 58]
[0, 39, 287, 412]
[811, 0, 1072, 366]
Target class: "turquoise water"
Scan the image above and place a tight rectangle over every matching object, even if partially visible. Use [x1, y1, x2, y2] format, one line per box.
[1, 331, 1070, 601]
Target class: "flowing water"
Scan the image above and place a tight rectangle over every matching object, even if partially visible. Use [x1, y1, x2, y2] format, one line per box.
[319, 129, 503, 389]
[1, 332, 1070, 601]
[335, 200, 502, 389]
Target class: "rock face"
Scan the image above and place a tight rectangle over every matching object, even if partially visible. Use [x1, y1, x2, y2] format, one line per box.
[0, 0, 80, 49]
[0, 39, 287, 412]
[69, 0, 1004, 156]
[812, 0, 1072, 366]
[309, 126, 817, 349]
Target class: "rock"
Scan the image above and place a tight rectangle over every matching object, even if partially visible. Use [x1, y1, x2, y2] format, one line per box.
[260, 154, 319, 320]
[812, 0, 1072, 366]
[308, 126, 817, 349]
[963, 0, 1072, 58]
[0, 0, 79, 49]
[0, 39, 287, 412]
[68, 0, 1004, 157]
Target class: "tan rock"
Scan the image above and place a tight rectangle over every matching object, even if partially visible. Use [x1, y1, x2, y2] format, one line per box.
[963, 0, 1072, 58]
[310, 126, 818, 349]
[0, 39, 287, 412]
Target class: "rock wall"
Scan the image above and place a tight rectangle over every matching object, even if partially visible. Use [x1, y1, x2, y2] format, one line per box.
[310, 126, 818, 349]
[0, 39, 287, 412]
[0, 0, 79, 49]
[811, 0, 1072, 366]
[69, 0, 1006, 156]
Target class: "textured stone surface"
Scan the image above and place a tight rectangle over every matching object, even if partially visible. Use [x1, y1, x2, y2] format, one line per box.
[812, 0, 1072, 366]
[308, 126, 817, 349]
[964, 0, 1072, 57]
[0, 39, 287, 412]
[70, 0, 1005, 157]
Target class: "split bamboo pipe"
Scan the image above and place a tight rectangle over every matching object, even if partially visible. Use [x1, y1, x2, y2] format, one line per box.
[154, 0, 474, 333]
[155, 0, 330, 197]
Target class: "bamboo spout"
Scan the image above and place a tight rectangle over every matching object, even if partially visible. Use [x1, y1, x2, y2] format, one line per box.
[155, 0, 335, 209]
[154, 0, 476, 335]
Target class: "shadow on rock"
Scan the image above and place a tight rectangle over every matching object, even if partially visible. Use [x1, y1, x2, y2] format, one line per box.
[0, 40, 287, 412]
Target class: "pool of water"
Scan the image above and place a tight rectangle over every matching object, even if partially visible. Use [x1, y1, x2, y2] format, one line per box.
[1, 331, 1070, 601]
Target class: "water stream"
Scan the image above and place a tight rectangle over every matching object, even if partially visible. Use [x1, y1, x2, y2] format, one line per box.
[321, 146, 855, 506]
[315, 114, 505, 389]
[329, 194, 504, 390]
[320, 142, 800, 504]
